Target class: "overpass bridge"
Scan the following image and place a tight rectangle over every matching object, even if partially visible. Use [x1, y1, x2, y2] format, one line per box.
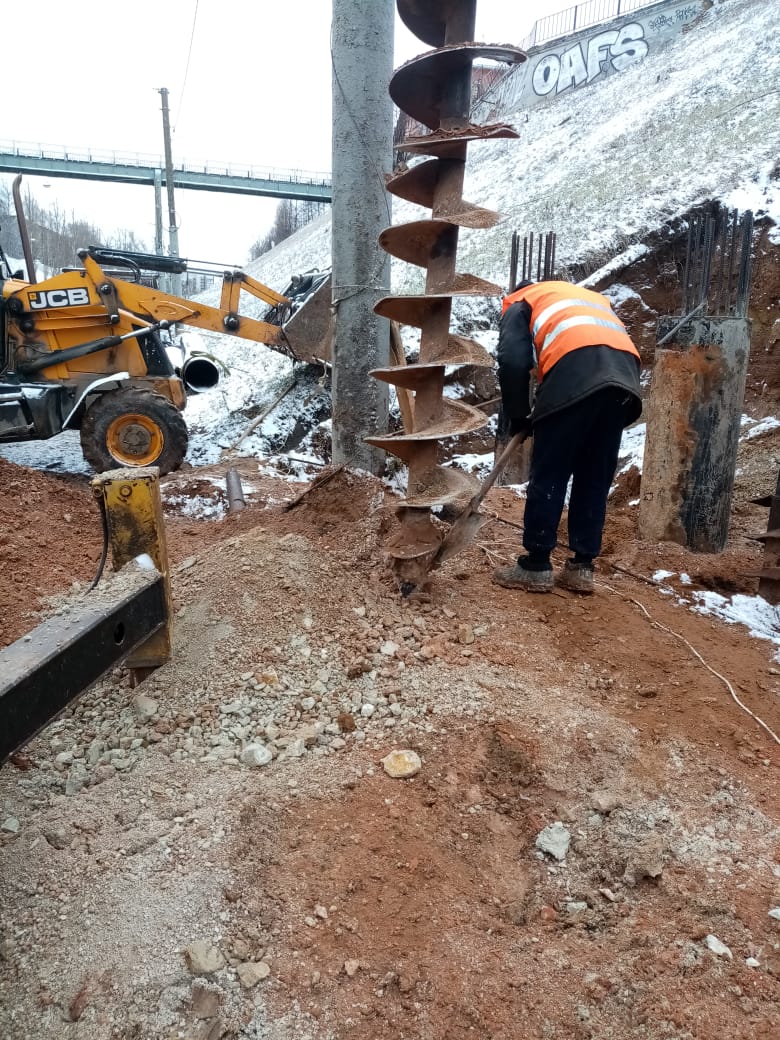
[0, 141, 332, 203]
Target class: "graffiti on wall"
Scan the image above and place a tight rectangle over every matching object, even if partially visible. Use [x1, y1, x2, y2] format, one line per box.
[531, 5, 700, 97]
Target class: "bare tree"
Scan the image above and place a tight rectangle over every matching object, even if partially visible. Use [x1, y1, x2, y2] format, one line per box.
[249, 199, 329, 260]
[0, 181, 149, 276]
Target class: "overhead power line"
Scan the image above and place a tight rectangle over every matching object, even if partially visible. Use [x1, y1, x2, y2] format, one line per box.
[174, 0, 200, 134]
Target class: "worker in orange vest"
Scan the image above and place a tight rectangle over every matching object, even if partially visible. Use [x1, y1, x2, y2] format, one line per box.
[493, 279, 642, 594]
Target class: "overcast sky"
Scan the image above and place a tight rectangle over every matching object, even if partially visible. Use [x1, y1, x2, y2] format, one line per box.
[1, 0, 570, 266]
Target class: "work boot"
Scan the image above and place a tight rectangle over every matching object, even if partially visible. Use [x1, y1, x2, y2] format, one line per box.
[557, 559, 594, 594]
[493, 555, 553, 593]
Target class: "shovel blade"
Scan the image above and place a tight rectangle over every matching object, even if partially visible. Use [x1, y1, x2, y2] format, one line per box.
[435, 510, 487, 565]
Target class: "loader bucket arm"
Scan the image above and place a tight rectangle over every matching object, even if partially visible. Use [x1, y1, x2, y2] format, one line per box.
[79, 255, 297, 357]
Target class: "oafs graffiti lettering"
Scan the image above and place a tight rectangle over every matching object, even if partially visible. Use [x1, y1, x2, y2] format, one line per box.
[532, 23, 649, 97]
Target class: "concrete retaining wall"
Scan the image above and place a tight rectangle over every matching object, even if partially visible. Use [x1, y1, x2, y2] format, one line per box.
[475, 0, 711, 120]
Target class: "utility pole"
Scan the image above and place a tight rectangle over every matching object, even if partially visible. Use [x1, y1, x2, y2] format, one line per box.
[158, 88, 182, 295]
[153, 169, 164, 256]
[330, 0, 394, 473]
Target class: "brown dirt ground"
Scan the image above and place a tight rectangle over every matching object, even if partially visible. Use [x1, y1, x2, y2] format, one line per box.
[1, 436, 780, 1038]
[1, 236, 779, 1038]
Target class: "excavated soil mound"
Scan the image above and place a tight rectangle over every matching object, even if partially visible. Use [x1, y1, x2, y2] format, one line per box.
[1, 462, 779, 1040]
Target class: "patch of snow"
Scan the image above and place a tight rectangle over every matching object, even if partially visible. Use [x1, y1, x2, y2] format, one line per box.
[690, 591, 780, 660]
[163, 494, 227, 521]
[653, 570, 675, 583]
[602, 283, 651, 310]
[618, 423, 646, 474]
[448, 452, 493, 479]
[744, 416, 780, 440]
[0, 431, 90, 475]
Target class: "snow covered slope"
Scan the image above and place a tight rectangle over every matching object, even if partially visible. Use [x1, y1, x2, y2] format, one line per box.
[244, 0, 778, 294]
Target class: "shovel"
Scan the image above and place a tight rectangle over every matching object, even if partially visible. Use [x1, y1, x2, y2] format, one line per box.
[433, 431, 527, 566]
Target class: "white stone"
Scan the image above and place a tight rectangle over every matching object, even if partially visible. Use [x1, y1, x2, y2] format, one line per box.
[535, 822, 571, 861]
[132, 693, 159, 719]
[219, 700, 243, 715]
[240, 744, 273, 768]
[704, 934, 732, 959]
[768, 907, 780, 921]
[1, 817, 20, 834]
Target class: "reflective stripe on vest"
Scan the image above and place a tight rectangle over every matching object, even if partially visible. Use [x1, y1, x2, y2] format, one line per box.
[502, 282, 639, 379]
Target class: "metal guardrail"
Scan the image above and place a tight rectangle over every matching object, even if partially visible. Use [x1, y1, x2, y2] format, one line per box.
[0, 140, 331, 189]
[521, 0, 664, 50]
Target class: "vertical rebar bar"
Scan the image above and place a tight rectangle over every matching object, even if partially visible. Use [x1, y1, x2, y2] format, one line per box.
[527, 232, 534, 282]
[735, 210, 754, 318]
[725, 207, 739, 315]
[509, 231, 519, 291]
[713, 206, 729, 315]
[681, 214, 693, 314]
[698, 215, 715, 314]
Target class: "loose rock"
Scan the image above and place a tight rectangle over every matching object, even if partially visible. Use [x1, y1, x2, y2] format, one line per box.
[705, 934, 733, 960]
[535, 822, 571, 861]
[381, 749, 422, 779]
[240, 744, 273, 768]
[236, 961, 271, 988]
[184, 941, 226, 975]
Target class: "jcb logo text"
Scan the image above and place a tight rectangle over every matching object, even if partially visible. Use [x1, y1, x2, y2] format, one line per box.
[28, 287, 91, 310]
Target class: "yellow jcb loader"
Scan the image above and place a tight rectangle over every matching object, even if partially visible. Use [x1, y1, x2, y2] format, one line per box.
[0, 177, 328, 474]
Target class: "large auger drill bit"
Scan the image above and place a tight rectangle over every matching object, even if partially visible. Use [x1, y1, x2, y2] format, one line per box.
[366, 0, 525, 594]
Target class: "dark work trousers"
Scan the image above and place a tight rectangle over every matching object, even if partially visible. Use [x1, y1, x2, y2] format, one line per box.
[523, 386, 634, 560]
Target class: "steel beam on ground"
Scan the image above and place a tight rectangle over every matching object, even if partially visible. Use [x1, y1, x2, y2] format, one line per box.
[0, 570, 167, 765]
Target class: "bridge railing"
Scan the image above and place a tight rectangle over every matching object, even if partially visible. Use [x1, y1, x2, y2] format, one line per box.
[521, 0, 663, 50]
[0, 140, 331, 188]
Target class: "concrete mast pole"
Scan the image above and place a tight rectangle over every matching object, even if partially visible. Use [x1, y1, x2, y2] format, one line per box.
[158, 88, 182, 296]
[153, 170, 164, 258]
[330, 0, 394, 472]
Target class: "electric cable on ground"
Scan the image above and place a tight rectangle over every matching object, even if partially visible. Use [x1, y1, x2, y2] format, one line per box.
[479, 509, 780, 747]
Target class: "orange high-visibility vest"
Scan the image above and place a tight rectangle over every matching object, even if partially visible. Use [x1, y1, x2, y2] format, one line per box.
[502, 281, 639, 380]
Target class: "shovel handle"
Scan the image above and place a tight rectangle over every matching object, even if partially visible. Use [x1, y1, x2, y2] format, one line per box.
[470, 431, 527, 511]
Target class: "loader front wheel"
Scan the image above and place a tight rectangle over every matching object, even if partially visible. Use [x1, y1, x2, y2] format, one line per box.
[80, 389, 188, 475]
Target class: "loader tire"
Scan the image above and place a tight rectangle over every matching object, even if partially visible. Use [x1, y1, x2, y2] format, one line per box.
[80, 388, 188, 475]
